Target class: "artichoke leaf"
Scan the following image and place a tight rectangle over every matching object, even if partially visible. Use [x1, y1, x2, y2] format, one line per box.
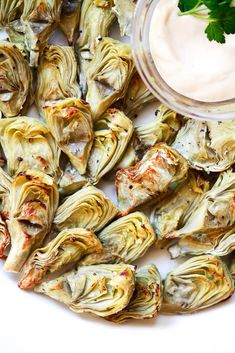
[76, 0, 115, 94]
[53, 185, 118, 232]
[150, 172, 209, 248]
[0, 167, 12, 216]
[80, 212, 156, 265]
[4, 170, 59, 272]
[162, 255, 234, 314]
[229, 256, 235, 281]
[112, 0, 136, 36]
[43, 98, 93, 175]
[136, 105, 184, 147]
[107, 264, 163, 323]
[0, 215, 10, 259]
[59, 162, 90, 196]
[60, 0, 82, 44]
[167, 169, 235, 240]
[172, 119, 235, 172]
[35, 264, 135, 317]
[0, 117, 61, 180]
[19, 227, 103, 289]
[21, 0, 63, 66]
[169, 227, 235, 258]
[88, 108, 134, 182]
[0, 41, 33, 117]
[86, 37, 135, 120]
[115, 143, 189, 213]
[0, 0, 23, 27]
[36, 45, 81, 110]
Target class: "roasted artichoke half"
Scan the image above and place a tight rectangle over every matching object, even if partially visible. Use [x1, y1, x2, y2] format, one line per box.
[35, 264, 135, 317]
[79, 212, 156, 265]
[107, 264, 163, 323]
[162, 255, 234, 314]
[0, 215, 10, 259]
[36, 45, 81, 110]
[43, 98, 93, 175]
[229, 256, 235, 281]
[20, 0, 63, 66]
[4, 170, 59, 273]
[0, 167, 12, 216]
[76, 0, 115, 94]
[0, 41, 33, 117]
[167, 169, 235, 239]
[0, 0, 23, 27]
[53, 186, 118, 232]
[151, 172, 209, 248]
[172, 119, 235, 172]
[86, 37, 134, 120]
[169, 228, 235, 258]
[88, 108, 134, 182]
[60, 0, 82, 44]
[116, 143, 189, 213]
[19, 228, 103, 289]
[135, 105, 183, 147]
[0, 117, 61, 180]
[122, 72, 156, 118]
[112, 0, 136, 36]
[59, 162, 90, 195]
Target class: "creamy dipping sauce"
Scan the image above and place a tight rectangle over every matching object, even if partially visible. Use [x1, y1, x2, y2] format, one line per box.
[149, 0, 235, 102]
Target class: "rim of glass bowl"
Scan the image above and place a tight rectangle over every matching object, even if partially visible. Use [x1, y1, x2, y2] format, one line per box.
[131, 0, 235, 121]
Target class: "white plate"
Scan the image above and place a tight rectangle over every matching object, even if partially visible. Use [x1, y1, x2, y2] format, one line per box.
[0, 24, 234, 353]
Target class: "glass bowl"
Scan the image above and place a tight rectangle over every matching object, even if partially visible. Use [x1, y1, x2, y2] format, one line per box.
[131, 0, 235, 121]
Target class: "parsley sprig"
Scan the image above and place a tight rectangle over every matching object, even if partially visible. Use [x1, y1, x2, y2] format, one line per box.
[178, 0, 235, 43]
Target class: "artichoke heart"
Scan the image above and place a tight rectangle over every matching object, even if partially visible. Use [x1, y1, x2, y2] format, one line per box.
[115, 143, 189, 213]
[86, 37, 135, 120]
[172, 119, 235, 172]
[0, 41, 33, 117]
[0, 0, 23, 27]
[229, 256, 235, 281]
[59, 162, 90, 196]
[35, 264, 135, 317]
[112, 0, 136, 37]
[169, 228, 235, 258]
[0, 215, 10, 259]
[4, 170, 59, 273]
[122, 72, 156, 118]
[167, 169, 235, 239]
[36, 45, 81, 110]
[19, 228, 103, 289]
[80, 212, 156, 265]
[0, 117, 61, 180]
[21, 0, 63, 67]
[43, 98, 93, 175]
[135, 105, 183, 147]
[162, 255, 234, 314]
[107, 264, 163, 323]
[0, 167, 12, 216]
[53, 186, 118, 232]
[60, 0, 82, 44]
[88, 108, 134, 182]
[76, 0, 115, 94]
[151, 172, 209, 248]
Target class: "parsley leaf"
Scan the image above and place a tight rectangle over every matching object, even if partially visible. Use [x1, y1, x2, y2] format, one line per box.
[178, 0, 200, 12]
[205, 22, 225, 43]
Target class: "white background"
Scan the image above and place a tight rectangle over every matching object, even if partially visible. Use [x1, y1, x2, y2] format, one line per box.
[0, 24, 234, 353]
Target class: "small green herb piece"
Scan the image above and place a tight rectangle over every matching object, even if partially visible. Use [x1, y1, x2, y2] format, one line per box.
[178, 0, 235, 43]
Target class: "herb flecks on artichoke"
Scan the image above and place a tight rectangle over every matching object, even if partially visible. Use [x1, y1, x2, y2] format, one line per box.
[86, 37, 134, 120]
[43, 98, 93, 175]
[19, 228, 102, 289]
[88, 108, 134, 182]
[60, 0, 82, 44]
[172, 119, 235, 172]
[59, 163, 90, 195]
[107, 264, 163, 323]
[0, 42, 33, 117]
[116, 143, 188, 213]
[4, 170, 59, 273]
[36, 45, 81, 110]
[0, 117, 61, 180]
[162, 255, 234, 314]
[53, 186, 118, 232]
[79, 212, 156, 265]
[35, 264, 135, 317]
